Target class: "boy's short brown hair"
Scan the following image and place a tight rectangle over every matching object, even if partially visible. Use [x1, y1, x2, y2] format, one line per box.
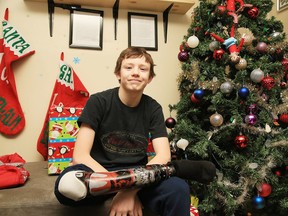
[114, 47, 156, 78]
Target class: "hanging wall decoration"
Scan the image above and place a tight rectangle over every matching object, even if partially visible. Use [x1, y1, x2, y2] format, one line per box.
[37, 52, 89, 160]
[128, 12, 158, 51]
[69, 9, 104, 50]
[0, 8, 35, 136]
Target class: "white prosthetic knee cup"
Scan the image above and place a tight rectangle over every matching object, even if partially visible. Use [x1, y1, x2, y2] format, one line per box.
[58, 171, 87, 201]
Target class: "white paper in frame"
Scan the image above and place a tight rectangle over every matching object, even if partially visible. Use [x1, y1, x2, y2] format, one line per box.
[69, 10, 103, 50]
[128, 12, 158, 51]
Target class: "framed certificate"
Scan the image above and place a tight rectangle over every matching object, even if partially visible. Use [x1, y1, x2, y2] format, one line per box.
[69, 9, 104, 50]
[128, 12, 158, 51]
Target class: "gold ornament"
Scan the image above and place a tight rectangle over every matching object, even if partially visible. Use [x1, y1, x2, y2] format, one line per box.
[210, 113, 224, 127]
[235, 58, 247, 70]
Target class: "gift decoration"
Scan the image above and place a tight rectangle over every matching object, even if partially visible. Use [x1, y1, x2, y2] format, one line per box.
[235, 58, 247, 70]
[146, 132, 155, 161]
[250, 68, 264, 83]
[47, 106, 82, 174]
[176, 138, 189, 151]
[279, 113, 288, 124]
[252, 195, 265, 209]
[235, 134, 248, 148]
[193, 89, 205, 99]
[191, 93, 201, 104]
[0, 8, 35, 135]
[187, 35, 200, 48]
[165, 117, 176, 129]
[220, 81, 234, 94]
[246, 104, 257, 114]
[245, 113, 257, 125]
[209, 41, 219, 51]
[257, 183, 272, 197]
[256, 42, 268, 53]
[0, 153, 30, 189]
[261, 75, 275, 90]
[210, 24, 245, 63]
[37, 52, 89, 161]
[238, 87, 250, 99]
[210, 113, 224, 127]
[281, 58, 288, 71]
[247, 6, 259, 19]
[213, 48, 225, 60]
[178, 50, 189, 62]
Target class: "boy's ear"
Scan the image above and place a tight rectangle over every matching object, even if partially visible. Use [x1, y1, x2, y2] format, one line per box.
[115, 72, 121, 80]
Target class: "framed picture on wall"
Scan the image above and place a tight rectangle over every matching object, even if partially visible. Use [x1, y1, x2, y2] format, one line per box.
[69, 9, 103, 50]
[128, 12, 158, 51]
[277, 0, 288, 11]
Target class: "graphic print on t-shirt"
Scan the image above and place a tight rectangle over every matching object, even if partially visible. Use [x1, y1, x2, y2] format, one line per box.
[101, 131, 147, 155]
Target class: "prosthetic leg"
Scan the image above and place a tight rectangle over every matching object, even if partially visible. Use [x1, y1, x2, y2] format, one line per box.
[58, 160, 216, 201]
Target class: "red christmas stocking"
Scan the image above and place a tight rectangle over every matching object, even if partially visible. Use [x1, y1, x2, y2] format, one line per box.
[37, 52, 89, 160]
[0, 9, 35, 135]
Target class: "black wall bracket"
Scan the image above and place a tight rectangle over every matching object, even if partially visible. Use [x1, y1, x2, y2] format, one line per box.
[113, 0, 120, 40]
[163, 3, 173, 43]
[48, 0, 81, 37]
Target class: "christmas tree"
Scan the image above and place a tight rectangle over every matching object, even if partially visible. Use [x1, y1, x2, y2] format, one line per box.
[167, 0, 288, 215]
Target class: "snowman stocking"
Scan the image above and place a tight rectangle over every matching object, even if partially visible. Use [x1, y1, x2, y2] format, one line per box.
[0, 9, 35, 135]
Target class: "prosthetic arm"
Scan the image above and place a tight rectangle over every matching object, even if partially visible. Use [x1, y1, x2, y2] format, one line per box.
[58, 160, 216, 201]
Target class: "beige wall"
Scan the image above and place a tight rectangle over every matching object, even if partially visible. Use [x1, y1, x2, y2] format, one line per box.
[269, 0, 288, 34]
[0, 0, 193, 162]
[0, 0, 287, 162]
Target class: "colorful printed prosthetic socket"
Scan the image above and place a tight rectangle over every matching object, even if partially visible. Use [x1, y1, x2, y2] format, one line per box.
[58, 160, 216, 201]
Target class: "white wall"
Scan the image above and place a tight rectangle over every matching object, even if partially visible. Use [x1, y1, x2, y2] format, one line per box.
[0, 0, 193, 162]
[0, 0, 287, 162]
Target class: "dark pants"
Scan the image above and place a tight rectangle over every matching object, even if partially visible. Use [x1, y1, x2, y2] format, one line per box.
[54, 164, 191, 216]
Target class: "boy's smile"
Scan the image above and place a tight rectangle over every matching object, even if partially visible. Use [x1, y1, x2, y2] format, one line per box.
[117, 56, 152, 92]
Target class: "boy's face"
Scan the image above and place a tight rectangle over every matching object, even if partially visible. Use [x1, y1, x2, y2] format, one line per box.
[116, 56, 153, 93]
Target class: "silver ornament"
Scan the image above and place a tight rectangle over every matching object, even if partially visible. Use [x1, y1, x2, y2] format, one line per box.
[250, 68, 264, 83]
[220, 81, 233, 94]
[269, 31, 282, 39]
[209, 41, 219, 51]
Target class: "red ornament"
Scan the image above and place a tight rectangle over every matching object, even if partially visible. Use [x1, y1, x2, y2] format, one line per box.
[258, 183, 272, 197]
[281, 58, 288, 71]
[216, 5, 226, 15]
[280, 82, 287, 88]
[190, 93, 201, 104]
[279, 114, 288, 123]
[165, 117, 176, 129]
[256, 42, 268, 53]
[234, 135, 248, 148]
[178, 50, 189, 62]
[261, 75, 275, 90]
[213, 49, 225, 60]
[247, 6, 259, 19]
[274, 169, 282, 177]
[272, 48, 284, 61]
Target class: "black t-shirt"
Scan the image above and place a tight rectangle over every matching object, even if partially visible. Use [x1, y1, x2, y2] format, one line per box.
[77, 87, 168, 169]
